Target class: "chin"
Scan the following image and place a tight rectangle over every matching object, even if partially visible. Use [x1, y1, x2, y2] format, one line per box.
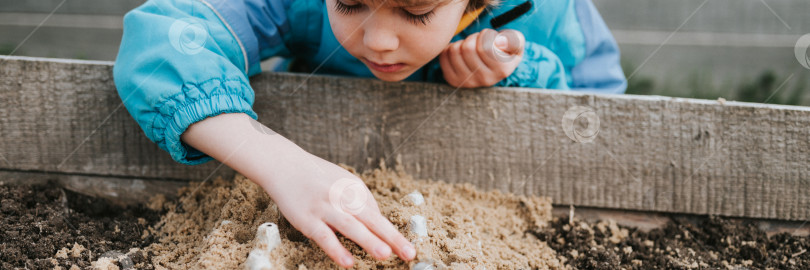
[370, 69, 415, 82]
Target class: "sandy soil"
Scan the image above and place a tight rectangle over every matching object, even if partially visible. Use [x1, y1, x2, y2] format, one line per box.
[142, 164, 564, 269]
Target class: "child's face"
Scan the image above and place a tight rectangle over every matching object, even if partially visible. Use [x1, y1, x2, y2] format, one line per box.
[326, 0, 470, 81]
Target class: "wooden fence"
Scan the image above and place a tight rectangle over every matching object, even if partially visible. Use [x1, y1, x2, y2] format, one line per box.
[1, 56, 809, 221]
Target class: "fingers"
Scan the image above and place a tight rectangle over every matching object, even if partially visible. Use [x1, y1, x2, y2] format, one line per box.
[459, 32, 487, 76]
[326, 211, 392, 261]
[304, 212, 415, 269]
[479, 29, 525, 81]
[446, 41, 472, 83]
[441, 35, 489, 87]
[477, 29, 503, 70]
[479, 29, 524, 67]
[438, 45, 457, 83]
[304, 222, 355, 268]
[440, 29, 525, 88]
[495, 29, 525, 55]
[356, 209, 416, 261]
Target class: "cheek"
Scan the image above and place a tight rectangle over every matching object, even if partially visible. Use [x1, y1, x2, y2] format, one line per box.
[404, 9, 465, 61]
[409, 37, 443, 60]
[405, 26, 456, 60]
[326, 11, 359, 47]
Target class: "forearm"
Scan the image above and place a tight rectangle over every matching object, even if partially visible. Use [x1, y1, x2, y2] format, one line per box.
[180, 113, 310, 193]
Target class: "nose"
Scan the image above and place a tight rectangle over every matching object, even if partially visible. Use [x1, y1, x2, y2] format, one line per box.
[363, 17, 399, 52]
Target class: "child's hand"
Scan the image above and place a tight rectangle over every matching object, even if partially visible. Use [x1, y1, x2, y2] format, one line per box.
[439, 29, 525, 88]
[265, 153, 417, 268]
[181, 113, 416, 268]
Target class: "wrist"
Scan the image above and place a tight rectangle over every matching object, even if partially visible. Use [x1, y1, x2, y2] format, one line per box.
[180, 113, 311, 191]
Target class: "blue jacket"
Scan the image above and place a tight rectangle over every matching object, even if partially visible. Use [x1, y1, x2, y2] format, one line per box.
[114, 0, 626, 165]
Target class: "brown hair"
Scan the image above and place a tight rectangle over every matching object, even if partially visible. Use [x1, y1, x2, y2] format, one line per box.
[466, 0, 499, 13]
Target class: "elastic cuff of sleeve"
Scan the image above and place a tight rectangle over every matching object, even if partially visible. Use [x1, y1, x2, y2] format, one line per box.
[495, 42, 542, 87]
[496, 52, 538, 88]
[154, 91, 258, 165]
[496, 43, 570, 90]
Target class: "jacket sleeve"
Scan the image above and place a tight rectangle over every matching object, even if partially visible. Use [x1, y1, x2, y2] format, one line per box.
[494, 41, 570, 89]
[491, 0, 625, 92]
[113, 0, 294, 165]
[568, 0, 627, 94]
[487, 0, 580, 90]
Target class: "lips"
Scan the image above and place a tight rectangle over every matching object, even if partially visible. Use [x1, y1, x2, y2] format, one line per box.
[364, 58, 405, 73]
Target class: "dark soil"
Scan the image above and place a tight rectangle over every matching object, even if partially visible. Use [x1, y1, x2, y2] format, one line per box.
[3, 180, 809, 270]
[0, 181, 160, 269]
[533, 216, 810, 270]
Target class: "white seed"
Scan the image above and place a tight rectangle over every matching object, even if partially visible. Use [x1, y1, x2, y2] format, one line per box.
[221, 220, 233, 225]
[255, 223, 281, 251]
[409, 215, 428, 238]
[244, 249, 273, 270]
[244, 223, 281, 269]
[404, 191, 424, 206]
[412, 262, 435, 270]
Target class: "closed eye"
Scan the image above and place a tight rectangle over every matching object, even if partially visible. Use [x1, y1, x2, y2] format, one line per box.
[334, 0, 435, 26]
[402, 9, 435, 25]
[334, 0, 363, 15]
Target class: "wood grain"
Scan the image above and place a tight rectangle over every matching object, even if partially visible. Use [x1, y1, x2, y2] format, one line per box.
[1, 56, 808, 220]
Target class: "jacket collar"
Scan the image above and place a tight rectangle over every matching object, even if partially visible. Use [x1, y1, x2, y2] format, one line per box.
[455, 7, 486, 35]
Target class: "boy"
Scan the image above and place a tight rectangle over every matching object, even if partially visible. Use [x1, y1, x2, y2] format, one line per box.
[114, 0, 625, 267]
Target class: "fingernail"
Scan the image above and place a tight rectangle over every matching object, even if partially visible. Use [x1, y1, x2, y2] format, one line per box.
[375, 245, 391, 258]
[402, 244, 416, 259]
[341, 255, 354, 267]
[495, 35, 508, 50]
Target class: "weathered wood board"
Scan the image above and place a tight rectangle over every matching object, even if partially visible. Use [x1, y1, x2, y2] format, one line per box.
[0, 170, 188, 204]
[1, 56, 809, 221]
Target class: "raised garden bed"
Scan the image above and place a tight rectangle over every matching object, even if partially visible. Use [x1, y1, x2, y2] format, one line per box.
[0, 181, 160, 269]
[3, 169, 809, 269]
[1, 56, 809, 269]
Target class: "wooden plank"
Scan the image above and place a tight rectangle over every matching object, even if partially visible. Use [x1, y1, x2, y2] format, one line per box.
[0, 56, 235, 181]
[551, 206, 810, 237]
[0, 170, 188, 205]
[1, 56, 809, 221]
